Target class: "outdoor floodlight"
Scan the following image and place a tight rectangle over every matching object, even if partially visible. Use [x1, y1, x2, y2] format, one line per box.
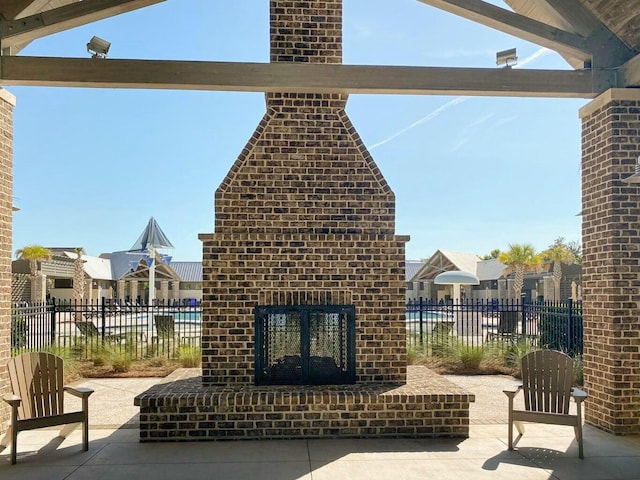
[622, 155, 640, 183]
[87, 36, 110, 58]
[496, 48, 517, 68]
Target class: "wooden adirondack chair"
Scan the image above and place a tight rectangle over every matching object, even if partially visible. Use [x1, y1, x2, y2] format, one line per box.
[1, 352, 94, 464]
[503, 349, 587, 458]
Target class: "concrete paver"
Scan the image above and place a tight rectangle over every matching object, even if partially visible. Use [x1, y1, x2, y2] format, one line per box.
[1, 373, 638, 480]
[64, 377, 164, 428]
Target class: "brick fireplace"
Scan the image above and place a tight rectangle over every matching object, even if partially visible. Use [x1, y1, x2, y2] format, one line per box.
[199, 0, 407, 387]
[135, 0, 473, 440]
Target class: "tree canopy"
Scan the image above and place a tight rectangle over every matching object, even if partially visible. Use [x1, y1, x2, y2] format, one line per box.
[15, 245, 52, 276]
[498, 243, 542, 299]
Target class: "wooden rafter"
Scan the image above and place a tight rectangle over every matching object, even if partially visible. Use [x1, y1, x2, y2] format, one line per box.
[0, 0, 166, 50]
[541, 0, 602, 36]
[542, 0, 633, 68]
[416, 0, 591, 61]
[0, 55, 604, 98]
[0, 0, 44, 21]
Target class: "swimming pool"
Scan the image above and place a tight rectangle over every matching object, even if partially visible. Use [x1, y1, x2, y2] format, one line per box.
[405, 310, 455, 323]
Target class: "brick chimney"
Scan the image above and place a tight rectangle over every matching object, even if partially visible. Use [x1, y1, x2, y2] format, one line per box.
[199, 0, 408, 386]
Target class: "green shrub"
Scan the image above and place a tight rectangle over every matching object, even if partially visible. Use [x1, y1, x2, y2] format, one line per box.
[108, 347, 133, 373]
[11, 314, 28, 350]
[573, 354, 584, 386]
[146, 354, 169, 368]
[430, 323, 453, 357]
[177, 344, 201, 368]
[456, 345, 484, 370]
[92, 352, 108, 367]
[406, 343, 425, 364]
[538, 304, 583, 356]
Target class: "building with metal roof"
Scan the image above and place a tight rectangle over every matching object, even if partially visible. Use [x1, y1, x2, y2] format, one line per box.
[406, 250, 581, 303]
[12, 248, 202, 304]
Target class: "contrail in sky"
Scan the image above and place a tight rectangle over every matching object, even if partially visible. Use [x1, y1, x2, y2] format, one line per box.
[368, 47, 552, 150]
[368, 97, 467, 150]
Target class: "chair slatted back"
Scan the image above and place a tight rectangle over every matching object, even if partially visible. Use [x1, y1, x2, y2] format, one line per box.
[432, 322, 453, 338]
[521, 350, 573, 414]
[154, 315, 175, 338]
[75, 321, 100, 337]
[7, 352, 65, 420]
[497, 312, 518, 334]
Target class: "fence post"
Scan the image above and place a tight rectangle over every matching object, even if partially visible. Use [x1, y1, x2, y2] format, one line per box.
[567, 298, 574, 354]
[50, 298, 57, 345]
[520, 295, 527, 338]
[100, 297, 106, 341]
[419, 297, 424, 347]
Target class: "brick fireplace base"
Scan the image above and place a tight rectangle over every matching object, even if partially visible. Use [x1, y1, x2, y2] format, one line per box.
[134, 366, 475, 441]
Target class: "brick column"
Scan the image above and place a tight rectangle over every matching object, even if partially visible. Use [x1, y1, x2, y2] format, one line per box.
[130, 280, 138, 303]
[117, 280, 125, 301]
[497, 278, 507, 300]
[171, 281, 180, 302]
[580, 88, 640, 435]
[0, 88, 15, 432]
[31, 273, 46, 302]
[160, 280, 169, 302]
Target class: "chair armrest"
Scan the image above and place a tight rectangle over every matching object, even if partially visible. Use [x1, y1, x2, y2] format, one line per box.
[503, 385, 522, 398]
[2, 394, 21, 407]
[571, 387, 588, 403]
[64, 386, 94, 398]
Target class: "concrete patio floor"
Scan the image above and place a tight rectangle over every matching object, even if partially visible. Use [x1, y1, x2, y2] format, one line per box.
[1, 375, 639, 479]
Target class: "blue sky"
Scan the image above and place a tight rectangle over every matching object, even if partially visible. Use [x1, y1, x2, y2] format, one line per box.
[9, 0, 586, 261]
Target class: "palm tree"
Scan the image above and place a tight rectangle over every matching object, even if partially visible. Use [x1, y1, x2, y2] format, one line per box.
[498, 243, 542, 300]
[73, 247, 86, 321]
[15, 245, 51, 277]
[481, 248, 501, 260]
[543, 239, 577, 301]
[15, 245, 52, 303]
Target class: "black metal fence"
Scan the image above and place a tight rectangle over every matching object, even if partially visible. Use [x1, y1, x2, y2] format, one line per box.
[11, 299, 202, 359]
[406, 298, 583, 356]
[10, 298, 583, 360]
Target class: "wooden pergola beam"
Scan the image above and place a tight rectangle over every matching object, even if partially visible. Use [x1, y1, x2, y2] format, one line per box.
[416, 0, 591, 61]
[0, 0, 166, 49]
[0, 0, 46, 21]
[0, 55, 602, 98]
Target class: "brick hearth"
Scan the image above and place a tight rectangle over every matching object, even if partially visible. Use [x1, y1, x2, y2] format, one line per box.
[135, 366, 474, 440]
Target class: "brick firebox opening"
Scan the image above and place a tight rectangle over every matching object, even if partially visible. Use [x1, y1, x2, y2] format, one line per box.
[254, 304, 356, 386]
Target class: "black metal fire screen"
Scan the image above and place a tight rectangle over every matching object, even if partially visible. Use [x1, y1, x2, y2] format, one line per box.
[254, 305, 356, 385]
